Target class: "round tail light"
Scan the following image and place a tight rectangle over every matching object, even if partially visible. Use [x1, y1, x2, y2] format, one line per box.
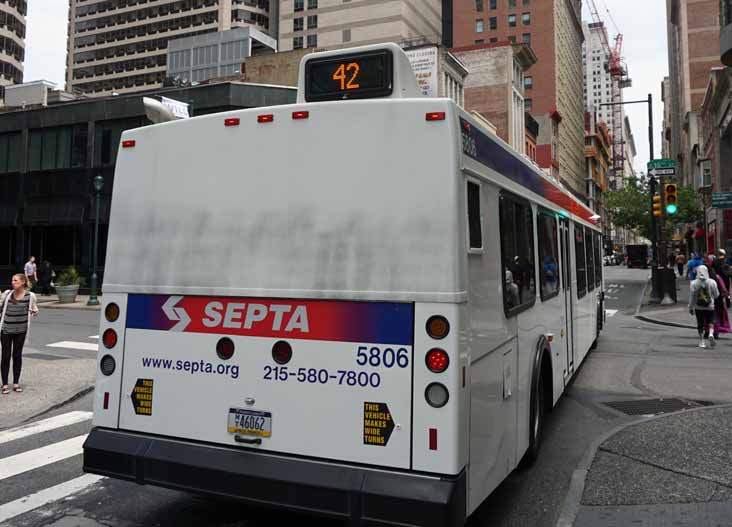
[216, 337, 235, 360]
[426, 315, 450, 339]
[425, 382, 449, 408]
[102, 329, 117, 349]
[104, 303, 120, 322]
[426, 349, 449, 373]
[272, 340, 292, 365]
[100, 355, 116, 376]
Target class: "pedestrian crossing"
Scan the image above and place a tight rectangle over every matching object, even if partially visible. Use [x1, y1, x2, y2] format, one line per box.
[0, 411, 103, 525]
[46, 341, 98, 352]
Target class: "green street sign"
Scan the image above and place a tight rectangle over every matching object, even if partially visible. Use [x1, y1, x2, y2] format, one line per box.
[712, 192, 732, 209]
[647, 158, 676, 169]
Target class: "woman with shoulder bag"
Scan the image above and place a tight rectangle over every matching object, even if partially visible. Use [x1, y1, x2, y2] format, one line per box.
[1, 274, 38, 394]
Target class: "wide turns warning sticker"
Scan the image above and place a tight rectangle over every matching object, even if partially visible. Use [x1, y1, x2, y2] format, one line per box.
[363, 402, 394, 446]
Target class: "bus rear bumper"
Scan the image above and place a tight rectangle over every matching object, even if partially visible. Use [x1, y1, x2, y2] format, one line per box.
[83, 427, 466, 527]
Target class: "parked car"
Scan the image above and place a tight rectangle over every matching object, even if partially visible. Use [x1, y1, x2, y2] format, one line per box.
[626, 244, 650, 269]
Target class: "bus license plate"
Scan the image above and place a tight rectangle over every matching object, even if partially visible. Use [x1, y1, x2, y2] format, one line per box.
[227, 408, 272, 438]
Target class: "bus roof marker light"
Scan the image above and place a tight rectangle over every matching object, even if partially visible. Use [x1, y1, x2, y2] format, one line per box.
[224, 118, 240, 127]
[292, 111, 309, 120]
[257, 114, 274, 123]
[426, 112, 446, 121]
[121, 140, 136, 148]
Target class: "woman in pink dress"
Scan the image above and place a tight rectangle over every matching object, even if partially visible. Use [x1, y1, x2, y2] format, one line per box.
[708, 256, 731, 338]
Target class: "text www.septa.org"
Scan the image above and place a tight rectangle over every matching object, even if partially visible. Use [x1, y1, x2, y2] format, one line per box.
[141, 357, 240, 379]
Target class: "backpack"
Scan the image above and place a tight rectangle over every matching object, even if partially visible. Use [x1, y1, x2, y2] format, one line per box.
[695, 284, 711, 308]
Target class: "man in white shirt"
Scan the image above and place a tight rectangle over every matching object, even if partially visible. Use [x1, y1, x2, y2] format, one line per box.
[23, 256, 37, 290]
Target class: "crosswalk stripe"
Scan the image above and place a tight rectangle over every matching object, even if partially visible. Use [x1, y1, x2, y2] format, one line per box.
[88, 335, 99, 339]
[606, 309, 618, 317]
[0, 412, 92, 446]
[47, 341, 98, 351]
[0, 473, 105, 524]
[0, 435, 87, 481]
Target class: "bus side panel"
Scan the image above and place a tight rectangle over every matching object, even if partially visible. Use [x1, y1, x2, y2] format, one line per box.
[93, 293, 128, 428]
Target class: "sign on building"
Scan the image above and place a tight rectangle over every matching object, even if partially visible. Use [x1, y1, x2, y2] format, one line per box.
[712, 192, 732, 209]
[161, 97, 190, 119]
[405, 46, 438, 97]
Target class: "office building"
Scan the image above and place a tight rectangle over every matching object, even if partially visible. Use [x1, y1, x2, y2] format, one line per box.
[0, 0, 25, 100]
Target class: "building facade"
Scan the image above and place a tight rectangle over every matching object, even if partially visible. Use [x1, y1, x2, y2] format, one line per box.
[0, 82, 294, 285]
[584, 110, 611, 235]
[452, 0, 586, 199]
[0, 0, 25, 100]
[66, 0, 276, 97]
[666, 0, 721, 187]
[277, 0, 442, 52]
[452, 42, 536, 155]
[662, 75, 672, 158]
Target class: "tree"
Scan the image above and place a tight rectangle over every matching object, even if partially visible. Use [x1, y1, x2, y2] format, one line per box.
[605, 180, 703, 240]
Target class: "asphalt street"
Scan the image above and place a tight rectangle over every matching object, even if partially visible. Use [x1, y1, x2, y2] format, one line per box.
[2, 268, 732, 527]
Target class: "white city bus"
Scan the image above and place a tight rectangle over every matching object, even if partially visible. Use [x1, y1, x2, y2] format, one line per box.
[84, 43, 603, 526]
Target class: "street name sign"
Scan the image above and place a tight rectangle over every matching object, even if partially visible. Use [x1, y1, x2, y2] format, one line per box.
[647, 159, 676, 178]
[712, 192, 732, 209]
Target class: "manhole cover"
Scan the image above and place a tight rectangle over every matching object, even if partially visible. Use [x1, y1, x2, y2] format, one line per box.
[603, 398, 706, 416]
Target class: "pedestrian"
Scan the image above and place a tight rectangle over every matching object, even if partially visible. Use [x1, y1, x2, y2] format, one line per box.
[23, 256, 37, 292]
[689, 265, 720, 348]
[687, 252, 703, 279]
[718, 249, 732, 291]
[675, 251, 686, 277]
[708, 256, 732, 339]
[0, 274, 38, 394]
[37, 260, 54, 296]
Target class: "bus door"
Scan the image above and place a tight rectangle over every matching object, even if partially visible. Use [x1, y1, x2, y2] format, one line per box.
[559, 218, 574, 377]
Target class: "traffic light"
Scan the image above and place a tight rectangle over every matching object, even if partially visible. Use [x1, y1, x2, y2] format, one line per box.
[652, 194, 662, 216]
[665, 183, 678, 215]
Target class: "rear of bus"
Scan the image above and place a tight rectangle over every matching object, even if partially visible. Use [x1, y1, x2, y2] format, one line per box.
[83, 44, 469, 527]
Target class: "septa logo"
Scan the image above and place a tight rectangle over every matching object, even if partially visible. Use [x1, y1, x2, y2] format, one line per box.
[202, 302, 309, 333]
[162, 296, 191, 331]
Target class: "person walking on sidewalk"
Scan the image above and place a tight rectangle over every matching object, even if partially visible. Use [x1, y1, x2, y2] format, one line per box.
[689, 265, 720, 349]
[23, 256, 37, 291]
[708, 256, 732, 339]
[687, 252, 703, 279]
[675, 251, 686, 277]
[0, 274, 38, 394]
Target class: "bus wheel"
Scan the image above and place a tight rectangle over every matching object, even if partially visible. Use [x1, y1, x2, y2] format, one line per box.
[520, 352, 547, 468]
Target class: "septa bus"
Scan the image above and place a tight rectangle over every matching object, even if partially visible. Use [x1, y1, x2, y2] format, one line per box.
[83, 43, 603, 526]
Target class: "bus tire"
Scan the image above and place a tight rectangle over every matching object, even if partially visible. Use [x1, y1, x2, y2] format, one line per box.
[520, 344, 549, 468]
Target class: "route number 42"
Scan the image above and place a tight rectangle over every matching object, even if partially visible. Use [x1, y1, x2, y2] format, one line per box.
[333, 62, 361, 91]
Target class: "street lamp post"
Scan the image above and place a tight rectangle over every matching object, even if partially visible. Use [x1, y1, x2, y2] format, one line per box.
[87, 174, 104, 306]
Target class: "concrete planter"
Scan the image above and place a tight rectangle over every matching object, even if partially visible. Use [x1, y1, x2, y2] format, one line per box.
[56, 284, 79, 304]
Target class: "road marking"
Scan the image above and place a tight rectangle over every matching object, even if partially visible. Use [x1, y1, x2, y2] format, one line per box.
[88, 335, 99, 339]
[605, 309, 618, 317]
[0, 412, 92, 446]
[47, 341, 98, 351]
[0, 435, 87, 481]
[0, 474, 105, 524]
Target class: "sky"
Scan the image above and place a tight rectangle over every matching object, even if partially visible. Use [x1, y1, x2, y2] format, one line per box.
[24, 0, 668, 172]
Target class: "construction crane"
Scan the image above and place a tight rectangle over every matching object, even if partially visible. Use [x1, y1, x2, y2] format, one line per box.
[585, 0, 632, 188]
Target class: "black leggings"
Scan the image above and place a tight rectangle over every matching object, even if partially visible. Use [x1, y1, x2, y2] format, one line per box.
[1, 332, 26, 385]
[695, 310, 715, 338]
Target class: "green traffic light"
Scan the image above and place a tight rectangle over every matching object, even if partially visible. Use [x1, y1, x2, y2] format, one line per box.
[666, 204, 678, 215]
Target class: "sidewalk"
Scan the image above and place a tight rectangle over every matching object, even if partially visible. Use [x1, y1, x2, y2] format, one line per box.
[35, 294, 102, 311]
[559, 404, 732, 527]
[635, 274, 695, 329]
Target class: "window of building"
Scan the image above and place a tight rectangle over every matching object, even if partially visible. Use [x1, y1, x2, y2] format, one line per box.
[524, 76, 532, 90]
[476, 19, 484, 32]
[343, 28, 351, 42]
[522, 33, 531, 45]
[538, 209, 560, 300]
[467, 181, 483, 251]
[308, 0, 318, 8]
[508, 35, 516, 43]
[524, 97, 532, 110]
[293, 17, 303, 31]
[0, 132, 21, 173]
[522, 12, 530, 25]
[294, 0, 304, 11]
[293, 36, 303, 49]
[307, 34, 318, 47]
[476, 0, 483, 11]
[508, 0, 516, 7]
[500, 191, 535, 315]
[490, 0, 497, 8]
[585, 229, 595, 292]
[489, 37, 498, 42]
[307, 15, 318, 29]
[522, 0, 530, 4]
[475, 39, 485, 44]
[489, 16, 497, 29]
[575, 226, 587, 297]
[508, 14, 516, 26]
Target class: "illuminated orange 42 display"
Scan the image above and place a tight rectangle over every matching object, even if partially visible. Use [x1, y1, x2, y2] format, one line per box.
[305, 50, 393, 101]
[332, 62, 361, 90]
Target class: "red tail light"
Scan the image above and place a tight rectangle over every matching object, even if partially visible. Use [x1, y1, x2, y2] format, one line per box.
[429, 428, 437, 450]
[426, 112, 446, 121]
[103, 392, 110, 410]
[121, 140, 136, 148]
[224, 118, 240, 126]
[292, 111, 309, 120]
[102, 329, 117, 349]
[426, 349, 449, 373]
[258, 114, 274, 123]
[272, 340, 293, 365]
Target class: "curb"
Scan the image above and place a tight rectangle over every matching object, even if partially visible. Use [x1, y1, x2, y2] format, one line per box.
[0, 385, 96, 432]
[634, 314, 696, 329]
[39, 304, 101, 311]
[554, 401, 732, 527]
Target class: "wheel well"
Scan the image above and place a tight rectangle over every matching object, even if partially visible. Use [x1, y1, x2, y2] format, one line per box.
[540, 348, 553, 413]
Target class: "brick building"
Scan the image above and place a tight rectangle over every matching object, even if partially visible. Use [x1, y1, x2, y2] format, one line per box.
[451, 0, 585, 199]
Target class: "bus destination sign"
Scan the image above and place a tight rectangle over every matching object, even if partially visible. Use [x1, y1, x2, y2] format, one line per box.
[305, 50, 393, 102]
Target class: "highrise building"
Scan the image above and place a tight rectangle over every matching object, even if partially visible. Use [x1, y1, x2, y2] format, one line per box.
[0, 0, 26, 100]
[452, 0, 586, 199]
[277, 0, 442, 52]
[66, 0, 276, 97]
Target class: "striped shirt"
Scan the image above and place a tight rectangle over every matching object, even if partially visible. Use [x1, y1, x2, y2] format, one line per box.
[2, 292, 30, 334]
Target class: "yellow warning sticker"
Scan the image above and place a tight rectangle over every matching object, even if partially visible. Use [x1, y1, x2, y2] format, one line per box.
[363, 402, 394, 446]
[132, 378, 154, 416]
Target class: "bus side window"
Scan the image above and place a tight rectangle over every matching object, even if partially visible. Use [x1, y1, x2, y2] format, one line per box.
[575, 225, 587, 298]
[499, 192, 536, 316]
[595, 233, 602, 287]
[467, 180, 483, 251]
[585, 228, 595, 292]
[537, 209, 560, 301]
